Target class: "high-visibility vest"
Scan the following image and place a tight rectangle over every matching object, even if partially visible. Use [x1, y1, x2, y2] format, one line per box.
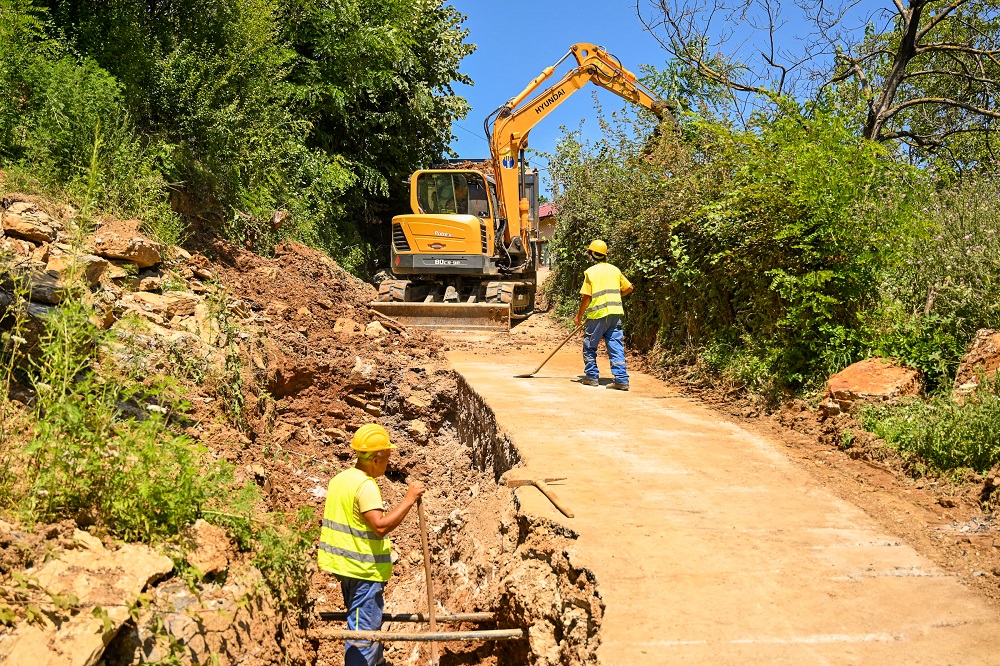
[583, 263, 626, 319]
[318, 468, 392, 582]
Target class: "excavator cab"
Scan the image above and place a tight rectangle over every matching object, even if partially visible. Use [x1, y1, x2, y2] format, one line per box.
[375, 170, 533, 331]
[390, 170, 498, 273]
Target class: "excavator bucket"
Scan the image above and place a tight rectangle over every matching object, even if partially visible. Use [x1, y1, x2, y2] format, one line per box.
[369, 302, 511, 332]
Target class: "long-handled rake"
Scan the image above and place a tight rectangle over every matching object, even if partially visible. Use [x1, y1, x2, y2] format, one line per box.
[514, 324, 583, 378]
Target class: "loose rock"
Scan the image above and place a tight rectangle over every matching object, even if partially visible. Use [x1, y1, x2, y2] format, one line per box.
[1, 201, 57, 243]
[92, 225, 165, 268]
[954, 329, 1000, 396]
[185, 519, 235, 577]
[826, 357, 921, 413]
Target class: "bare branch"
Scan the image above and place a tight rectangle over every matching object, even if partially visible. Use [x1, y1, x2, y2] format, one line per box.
[916, 0, 973, 41]
[901, 68, 1000, 88]
[882, 96, 1000, 124]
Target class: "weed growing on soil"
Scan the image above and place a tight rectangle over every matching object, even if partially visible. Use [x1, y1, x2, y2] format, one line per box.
[205, 289, 249, 430]
[14, 298, 213, 540]
[861, 381, 1000, 474]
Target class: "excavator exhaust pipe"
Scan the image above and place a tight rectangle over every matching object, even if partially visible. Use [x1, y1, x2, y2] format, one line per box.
[369, 302, 511, 332]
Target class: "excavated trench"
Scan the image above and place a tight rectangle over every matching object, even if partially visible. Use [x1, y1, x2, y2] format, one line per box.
[365, 370, 604, 666]
[98, 358, 602, 666]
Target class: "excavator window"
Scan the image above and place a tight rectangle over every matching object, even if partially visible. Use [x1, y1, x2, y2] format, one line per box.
[415, 172, 491, 219]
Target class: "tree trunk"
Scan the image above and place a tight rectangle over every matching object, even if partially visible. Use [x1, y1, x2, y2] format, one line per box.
[864, 1, 927, 140]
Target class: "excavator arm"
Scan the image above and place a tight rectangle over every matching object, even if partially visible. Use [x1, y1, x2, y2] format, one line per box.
[488, 43, 671, 250]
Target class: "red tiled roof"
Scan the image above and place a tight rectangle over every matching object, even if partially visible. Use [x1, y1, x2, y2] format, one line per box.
[539, 203, 558, 218]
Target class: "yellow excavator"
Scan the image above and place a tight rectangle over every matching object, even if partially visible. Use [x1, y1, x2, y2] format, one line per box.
[372, 43, 670, 331]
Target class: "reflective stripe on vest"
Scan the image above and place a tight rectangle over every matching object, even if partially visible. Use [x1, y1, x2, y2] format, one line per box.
[318, 468, 392, 581]
[583, 265, 626, 319]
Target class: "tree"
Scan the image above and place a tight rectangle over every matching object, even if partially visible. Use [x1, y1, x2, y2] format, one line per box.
[279, 1, 474, 237]
[6, 1, 474, 266]
[637, 1, 1000, 162]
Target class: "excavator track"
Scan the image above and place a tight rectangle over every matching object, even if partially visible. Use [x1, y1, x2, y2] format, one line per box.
[370, 279, 534, 331]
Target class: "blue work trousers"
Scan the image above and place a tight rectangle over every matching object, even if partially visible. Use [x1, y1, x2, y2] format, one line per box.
[338, 576, 386, 666]
[583, 315, 629, 384]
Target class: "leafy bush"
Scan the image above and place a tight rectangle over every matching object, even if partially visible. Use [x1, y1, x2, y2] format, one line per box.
[870, 176, 1000, 390]
[861, 382, 1000, 474]
[548, 101, 916, 391]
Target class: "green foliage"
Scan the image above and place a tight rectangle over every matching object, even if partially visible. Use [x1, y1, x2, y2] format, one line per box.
[4, 0, 473, 269]
[14, 298, 219, 541]
[253, 507, 318, 604]
[548, 100, 916, 391]
[861, 380, 1000, 474]
[0, 0, 180, 241]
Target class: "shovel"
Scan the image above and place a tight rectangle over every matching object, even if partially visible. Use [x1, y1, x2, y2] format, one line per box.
[505, 477, 574, 518]
[514, 325, 583, 378]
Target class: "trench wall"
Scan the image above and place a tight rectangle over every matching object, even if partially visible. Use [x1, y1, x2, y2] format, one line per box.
[451, 371, 604, 666]
[455, 373, 522, 480]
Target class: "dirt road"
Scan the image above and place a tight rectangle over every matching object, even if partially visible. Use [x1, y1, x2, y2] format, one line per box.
[448, 338, 1000, 665]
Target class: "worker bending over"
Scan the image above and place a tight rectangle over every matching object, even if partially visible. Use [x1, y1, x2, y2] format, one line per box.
[573, 239, 634, 390]
[318, 423, 425, 666]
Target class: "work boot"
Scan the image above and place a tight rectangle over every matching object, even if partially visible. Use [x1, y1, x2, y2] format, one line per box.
[608, 382, 629, 391]
[580, 378, 599, 386]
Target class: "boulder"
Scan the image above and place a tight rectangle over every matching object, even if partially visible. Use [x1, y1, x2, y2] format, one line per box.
[0, 290, 56, 349]
[954, 329, 1000, 396]
[825, 358, 921, 414]
[1, 236, 35, 258]
[124, 291, 200, 319]
[92, 229, 164, 268]
[185, 519, 234, 577]
[1, 201, 57, 243]
[102, 569, 285, 666]
[22, 270, 66, 305]
[0, 529, 173, 666]
[365, 320, 388, 337]
[46, 253, 109, 287]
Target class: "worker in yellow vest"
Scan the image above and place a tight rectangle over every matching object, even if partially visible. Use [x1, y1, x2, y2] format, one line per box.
[318, 423, 425, 666]
[573, 239, 634, 390]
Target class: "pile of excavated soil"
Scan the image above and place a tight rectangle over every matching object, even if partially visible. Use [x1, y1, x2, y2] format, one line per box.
[1, 212, 603, 666]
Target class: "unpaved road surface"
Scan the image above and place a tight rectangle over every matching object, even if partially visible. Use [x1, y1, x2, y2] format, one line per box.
[448, 335, 1000, 665]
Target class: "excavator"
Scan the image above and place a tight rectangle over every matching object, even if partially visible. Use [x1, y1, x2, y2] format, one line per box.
[371, 43, 670, 331]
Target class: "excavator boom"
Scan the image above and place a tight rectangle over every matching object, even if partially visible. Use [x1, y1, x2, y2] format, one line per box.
[490, 42, 671, 247]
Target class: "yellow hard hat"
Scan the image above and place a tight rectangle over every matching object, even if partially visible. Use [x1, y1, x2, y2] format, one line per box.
[351, 423, 397, 452]
[588, 239, 608, 255]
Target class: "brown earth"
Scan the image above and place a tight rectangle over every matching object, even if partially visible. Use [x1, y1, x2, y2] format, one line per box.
[2, 219, 593, 665]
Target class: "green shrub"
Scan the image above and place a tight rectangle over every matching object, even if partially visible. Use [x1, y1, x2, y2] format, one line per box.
[548, 101, 916, 391]
[14, 298, 221, 541]
[0, 0, 181, 242]
[869, 176, 1000, 390]
[861, 381, 1000, 474]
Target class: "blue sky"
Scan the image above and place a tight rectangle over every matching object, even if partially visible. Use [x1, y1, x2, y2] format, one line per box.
[446, 1, 879, 194]
[447, 0, 666, 193]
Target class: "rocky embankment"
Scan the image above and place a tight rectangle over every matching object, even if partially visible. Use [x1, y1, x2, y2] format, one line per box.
[0, 194, 603, 666]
